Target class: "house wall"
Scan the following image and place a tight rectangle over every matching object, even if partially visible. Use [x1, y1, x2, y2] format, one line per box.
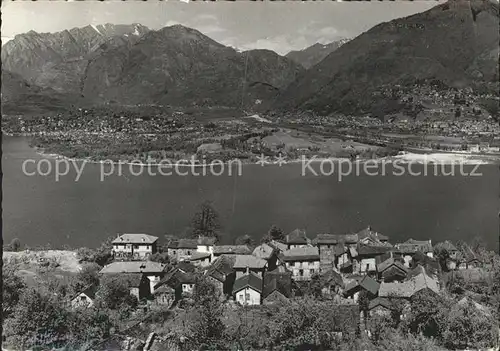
[336, 253, 351, 270]
[182, 283, 194, 295]
[113, 242, 156, 259]
[168, 248, 195, 261]
[360, 258, 377, 273]
[369, 306, 391, 317]
[192, 257, 211, 268]
[235, 287, 261, 305]
[402, 255, 412, 268]
[71, 293, 94, 308]
[347, 291, 360, 302]
[285, 260, 320, 281]
[155, 292, 175, 306]
[130, 287, 140, 300]
[196, 245, 214, 255]
[147, 276, 161, 295]
[288, 244, 307, 249]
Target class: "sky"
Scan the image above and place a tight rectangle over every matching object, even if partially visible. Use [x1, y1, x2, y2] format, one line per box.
[2, 1, 444, 55]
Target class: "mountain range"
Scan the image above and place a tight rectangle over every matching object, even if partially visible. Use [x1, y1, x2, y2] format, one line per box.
[2, 0, 498, 117]
[2, 23, 303, 112]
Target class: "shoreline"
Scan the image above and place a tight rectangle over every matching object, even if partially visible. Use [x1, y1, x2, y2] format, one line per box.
[5, 132, 500, 166]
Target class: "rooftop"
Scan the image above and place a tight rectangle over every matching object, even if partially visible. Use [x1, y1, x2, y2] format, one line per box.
[379, 272, 439, 299]
[252, 243, 275, 260]
[395, 239, 433, 253]
[213, 245, 252, 255]
[282, 246, 319, 261]
[262, 271, 292, 299]
[232, 272, 263, 294]
[112, 233, 158, 245]
[206, 255, 236, 282]
[233, 254, 268, 269]
[286, 229, 309, 244]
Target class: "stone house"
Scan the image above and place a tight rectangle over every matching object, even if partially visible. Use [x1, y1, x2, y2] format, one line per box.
[282, 246, 320, 281]
[112, 233, 159, 260]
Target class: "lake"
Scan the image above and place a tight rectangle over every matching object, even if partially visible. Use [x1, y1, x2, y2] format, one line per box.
[2, 135, 499, 251]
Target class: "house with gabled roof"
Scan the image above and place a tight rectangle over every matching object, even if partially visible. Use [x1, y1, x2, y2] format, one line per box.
[395, 239, 434, 267]
[233, 254, 268, 278]
[188, 251, 212, 267]
[262, 270, 292, 305]
[357, 245, 393, 275]
[167, 239, 198, 261]
[285, 229, 310, 249]
[367, 297, 404, 317]
[205, 255, 236, 298]
[71, 284, 98, 308]
[112, 233, 159, 259]
[320, 269, 345, 298]
[233, 272, 263, 305]
[99, 261, 167, 294]
[154, 268, 197, 301]
[268, 240, 287, 253]
[378, 270, 439, 300]
[356, 226, 389, 245]
[282, 246, 320, 281]
[253, 243, 279, 271]
[343, 275, 380, 302]
[377, 256, 408, 283]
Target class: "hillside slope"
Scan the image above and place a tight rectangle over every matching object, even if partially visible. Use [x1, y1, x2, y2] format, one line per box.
[285, 39, 350, 69]
[274, 0, 499, 116]
[1, 24, 150, 93]
[81, 25, 304, 108]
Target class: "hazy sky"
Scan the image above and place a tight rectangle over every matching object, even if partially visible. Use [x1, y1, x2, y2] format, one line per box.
[2, 0, 444, 55]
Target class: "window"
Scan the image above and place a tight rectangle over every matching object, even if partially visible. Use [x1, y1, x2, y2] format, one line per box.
[239, 294, 244, 301]
[299, 269, 304, 276]
[80, 296, 86, 301]
[187, 251, 191, 255]
[245, 292, 250, 301]
[290, 262, 295, 267]
[133, 244, 139, 249]
[310, 269, 315, 275]
[146, 245, 150, 250]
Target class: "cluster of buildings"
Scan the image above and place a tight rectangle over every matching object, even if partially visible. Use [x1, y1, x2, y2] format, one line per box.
[71, 228, 485, 317]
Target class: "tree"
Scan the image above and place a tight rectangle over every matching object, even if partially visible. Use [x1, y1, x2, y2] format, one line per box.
[308, 273, 323, 299]
[95, 275, 138, 311]
[4, 288, 69, 350]
[2, 263, 26, 319]
[442, 299, 499, 350]
[76, 237, 114, 267]
[190, 277, 227, 349]
[235, 234, 254, 247]
[190, 201, 221, 242]
[406, 289, 449, 339]
[70, 262, 101, 296]
[7, 238, 22, 252]
[262, 225, 285, 243]
[66, 308, 113, 349]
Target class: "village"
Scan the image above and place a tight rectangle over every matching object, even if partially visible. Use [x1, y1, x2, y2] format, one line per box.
[74, 228, 489, 310]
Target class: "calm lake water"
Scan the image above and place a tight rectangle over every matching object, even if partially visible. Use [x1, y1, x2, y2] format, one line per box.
[2, 135, 499, 250]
